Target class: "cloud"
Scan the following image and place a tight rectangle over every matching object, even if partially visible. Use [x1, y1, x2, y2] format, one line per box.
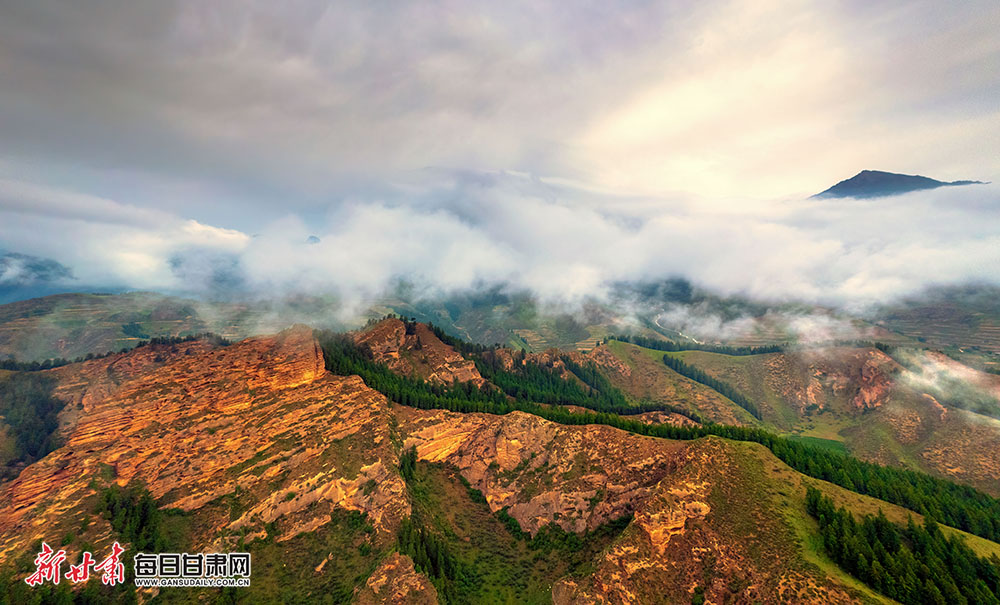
[897, 350, 1000, 418]
[0, 181, 249, 292]
[2, 171, 998, 319]
[0, 251, 76, 304]
[574, 1, 1000, 197]
[648, 301, 875, 345]
[0, 1, 998, 317]
[0, 179, 174, 228]
[0, 253, 73, 286]
[0, 0, 996, 215]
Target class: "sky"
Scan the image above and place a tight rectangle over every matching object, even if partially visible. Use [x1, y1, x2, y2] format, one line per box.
[0, 0, 998, 310]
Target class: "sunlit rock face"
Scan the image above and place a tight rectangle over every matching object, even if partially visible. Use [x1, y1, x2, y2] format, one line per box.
[356, 552, 440, 605]
[0, 325, 409, 560]
[398, 406, 863, 604]
[399, 407, 686, 535]
[356, 318, 486, 386]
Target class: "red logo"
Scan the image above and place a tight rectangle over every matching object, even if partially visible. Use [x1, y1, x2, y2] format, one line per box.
[64, 551, 95, 584]
[94, 542, 125, 586]
[25, 541, 124, 587]
[24, 542, 66, 586]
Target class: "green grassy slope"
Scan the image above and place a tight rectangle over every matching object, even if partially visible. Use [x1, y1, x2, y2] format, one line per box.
[604, 340, 758, 425]
[644, 348, 1000, 497]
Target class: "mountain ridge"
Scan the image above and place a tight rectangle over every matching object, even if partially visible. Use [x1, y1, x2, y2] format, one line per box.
[3, 322, 1000, 602]
[813, 169, 986, 199]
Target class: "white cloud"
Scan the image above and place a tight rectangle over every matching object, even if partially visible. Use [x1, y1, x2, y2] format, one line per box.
[6, 172, 999, 314]
[0, 1, 998, 313]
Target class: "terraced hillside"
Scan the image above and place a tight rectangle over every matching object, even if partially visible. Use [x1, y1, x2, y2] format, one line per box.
[0, 293, 207, 361]
[0, 292, 346, 362]
[875, 285, 1000, 354]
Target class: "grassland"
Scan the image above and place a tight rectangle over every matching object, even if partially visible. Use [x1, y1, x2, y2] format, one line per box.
[147, 506, 380, 604]
[732, 438, 1000, 603]
[604, 340, 758, 425]
[696, 438, 889, 604]
[669, 350, 808, 429]
[605, 341, 1000, 498]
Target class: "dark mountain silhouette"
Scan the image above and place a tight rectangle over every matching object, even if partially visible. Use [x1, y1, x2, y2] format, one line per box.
[813, 170, 986, 199]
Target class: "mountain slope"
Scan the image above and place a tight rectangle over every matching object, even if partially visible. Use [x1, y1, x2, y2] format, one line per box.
[813, 169, 985, 199]
[0, 327, 410, 602]
[355, 317, 486, 386]
[601, 340, 758, 425]
[640, 345, 1000, 496]
[2, 324, 999, 603]
[401, 408, 870, 603]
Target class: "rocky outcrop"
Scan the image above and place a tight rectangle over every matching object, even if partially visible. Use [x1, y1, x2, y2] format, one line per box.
[634, 411, 700, 428]
[849, 350, 896, 410]
[0, 324, 887, 602]
[581, 345, 633, 379]
[355, 553, 439, 605]
[552, 439, 860, 605]
[398, 407, 687, 535]
[47, 339, 221, 437]
[804, 348, 897, 412]
[356, 319, 485, 386]
[485, 347, 579, 383]
[397, 404, 862, 604]
[0, 326, 410, 561]
[761, 348, 898, 415]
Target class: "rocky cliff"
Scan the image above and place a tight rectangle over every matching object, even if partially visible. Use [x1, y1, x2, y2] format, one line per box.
[355, 318, 485, 386]
[0, 326, 408, 565]
[397, 407, 863, 603]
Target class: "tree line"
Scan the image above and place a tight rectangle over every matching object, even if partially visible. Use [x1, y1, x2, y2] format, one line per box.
[319, 330, 702, 422]
[608, 334, 784, 356]
[661, 354, 762, 420]
[0, 333, 231, 372]
[0, 373, 62, 481]
[806, 486, 1000, 604]
[426, 322, 495, 356]
[397, 518, 462, 588]
[397, 446, 469, 604]
[476, 349, 703, 422]
[611, 334, 907, 357]
[475, 350, 628, 410]
[97, 483, 170, 553]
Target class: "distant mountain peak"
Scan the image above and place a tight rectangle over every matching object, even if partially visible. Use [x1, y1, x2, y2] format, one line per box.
[813, 170, 986, 199]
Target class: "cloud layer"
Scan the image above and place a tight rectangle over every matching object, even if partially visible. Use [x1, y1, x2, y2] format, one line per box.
[1, 172, 997, 315]
[0, 0, 997, 210]
[0, 1, 998, 312]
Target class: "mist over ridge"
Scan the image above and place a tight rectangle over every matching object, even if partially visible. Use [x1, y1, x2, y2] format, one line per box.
[0, 0, 998, 343]
[2, 170, 999, 323]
